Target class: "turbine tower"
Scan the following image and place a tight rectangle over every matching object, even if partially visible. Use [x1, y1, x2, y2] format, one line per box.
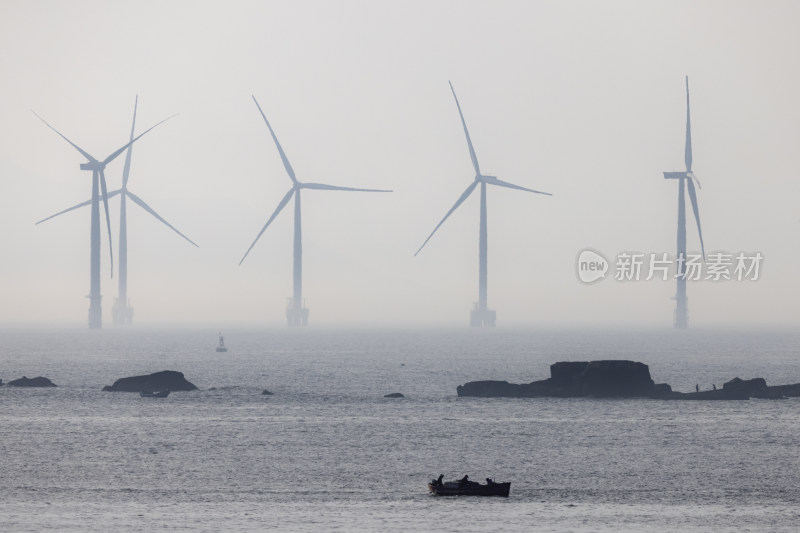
[36, 97, 195, 326]
[240, 95, 392, 327]
[662, 76, 706, 329]
[415, 82, 551, 327]
[34, 107, 173, 328]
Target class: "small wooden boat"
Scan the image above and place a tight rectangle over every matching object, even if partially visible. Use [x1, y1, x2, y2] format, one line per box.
[428, 476, 510, 497]
[216, 332, 227, 353]
[140, 390, 170, 398]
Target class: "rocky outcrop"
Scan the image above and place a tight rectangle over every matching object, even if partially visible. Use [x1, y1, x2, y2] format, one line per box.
[102, 370, 197, 392]
[457, 361, 800, 401]
[7, 376, 57, 387]
[384, 392, 404, 398]
[765, 383, 800, 398]
[458, 360, 664, 399]
[668, 377, 789, 400]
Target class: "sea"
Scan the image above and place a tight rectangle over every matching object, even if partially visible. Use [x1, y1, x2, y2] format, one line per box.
[1, 327, 799, 532]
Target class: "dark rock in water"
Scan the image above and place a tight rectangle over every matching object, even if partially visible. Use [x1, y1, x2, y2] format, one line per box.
[261, 389, 273, 395]
[549, 361, 589, 385]
[724, 377, 767, 397]
[765, 383, 800, 398]
[577, 360, 655, 397]
[753, 388, 787, 400]
[458, 360, 658, 399]
[674, 388, 750, 400]
[384, 392, 404, 398]
[457, 360, 800, 401]
[102, 370, 197, 392]
[676, 377, 776, 400]
[653, 383, 672, 395]
[8, 376, 57, 387]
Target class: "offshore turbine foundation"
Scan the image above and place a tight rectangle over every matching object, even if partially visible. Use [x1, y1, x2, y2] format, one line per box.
[286, 297, 309, 327]
[470, 304, 496, 327]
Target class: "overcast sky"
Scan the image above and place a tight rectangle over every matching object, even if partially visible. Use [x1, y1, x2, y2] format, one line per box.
[1, 0, 798, 328]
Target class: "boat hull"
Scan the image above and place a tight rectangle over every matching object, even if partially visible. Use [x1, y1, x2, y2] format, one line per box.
[428, 481, 510, 497]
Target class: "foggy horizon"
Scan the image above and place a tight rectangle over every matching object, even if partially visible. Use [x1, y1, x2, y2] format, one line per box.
[2, 1, 799, 329]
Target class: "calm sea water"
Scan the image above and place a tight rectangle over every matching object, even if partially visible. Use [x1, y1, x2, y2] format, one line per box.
[1, 327, 799, 532]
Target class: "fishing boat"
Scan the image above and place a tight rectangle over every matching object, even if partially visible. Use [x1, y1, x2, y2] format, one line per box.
[140, 390, 170, 398]
[428, 475, 510, 497]
[216, 332, 227, 353]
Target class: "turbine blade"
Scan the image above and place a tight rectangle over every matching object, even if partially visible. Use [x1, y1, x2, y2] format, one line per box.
[35, 190, 121, 225]
[301, 182, 392, 192]
[449, 81, 481, 176]
[102, 113, 177, 166]
[99, 169, 114, 278]
[252, 95, 297, 183]
[122, 95, 138, 188]
[31, 110, 97, 163]
[126, 191, 199, 248]
[686, 177, 705, 260]
[685, 76, 692, 172]
[239, 188, 295, 265]
[486, 177, 552, 196]
[414, 180, 478, 256]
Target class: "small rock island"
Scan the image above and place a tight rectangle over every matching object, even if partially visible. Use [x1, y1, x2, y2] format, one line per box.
[102, 370, 198, 392]
[7, 376, 57, 387]
[457, 360, 800, 400]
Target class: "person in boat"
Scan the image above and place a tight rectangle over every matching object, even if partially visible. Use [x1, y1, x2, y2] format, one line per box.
[712, 384, 717, 391]
[435, 474, 444, 486]
[458, 476, 480, 487]
[696, 384, 699, 392]
[486, 478, 495, 485]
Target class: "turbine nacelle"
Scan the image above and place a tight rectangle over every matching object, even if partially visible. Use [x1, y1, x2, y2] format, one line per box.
[80, 160, 105, 171]
[663, 171, 688, 180]
[662, 171, 701, 188]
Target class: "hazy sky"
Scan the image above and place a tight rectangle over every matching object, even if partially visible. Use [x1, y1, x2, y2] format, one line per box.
[1, 0, 798, 328]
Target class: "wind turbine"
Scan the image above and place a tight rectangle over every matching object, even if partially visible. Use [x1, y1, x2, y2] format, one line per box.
[662, 76, 706, 329]
[33, 104, 175, 329]
[37, 98, 195, 325]
[240, 95, 392, 327]
[415, 82, 551, 327]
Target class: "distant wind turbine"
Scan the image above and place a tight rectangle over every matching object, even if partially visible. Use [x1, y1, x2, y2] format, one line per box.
[662, 76, 706, 329]
[33, 104, 176, 329]
[36, 97, 196, 326]
[240, 95, 392, 327]
[415, 82, 551, 327]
